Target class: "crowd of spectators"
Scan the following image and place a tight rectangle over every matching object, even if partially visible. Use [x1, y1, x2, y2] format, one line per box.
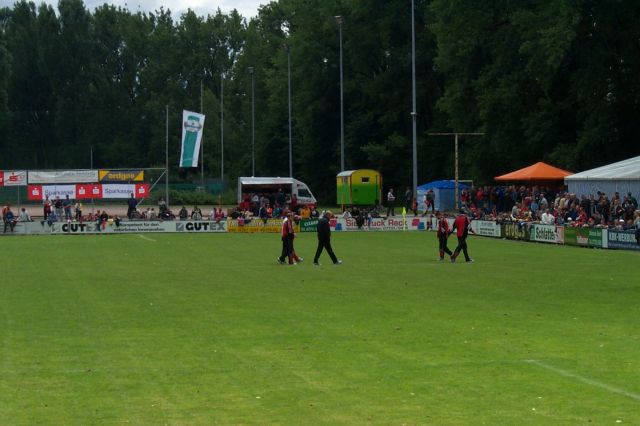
[231, 190, 320, 223]
[454, 185, 639, 230]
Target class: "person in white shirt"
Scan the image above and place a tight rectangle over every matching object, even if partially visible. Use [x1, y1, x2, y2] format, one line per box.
[541, 208, 555, 225]
[18, 207, 32, 222]
[386, 188, 396, 217]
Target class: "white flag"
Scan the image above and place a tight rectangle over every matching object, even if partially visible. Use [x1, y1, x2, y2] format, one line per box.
[179, 110, 205, 167]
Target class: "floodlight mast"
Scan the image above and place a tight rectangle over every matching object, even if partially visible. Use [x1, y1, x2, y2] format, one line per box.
[427, 132, 485, 210]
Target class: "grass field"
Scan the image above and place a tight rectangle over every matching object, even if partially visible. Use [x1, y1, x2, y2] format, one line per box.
[1, 231, 639, 424]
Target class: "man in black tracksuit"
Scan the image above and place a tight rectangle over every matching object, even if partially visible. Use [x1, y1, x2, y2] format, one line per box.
[313, 211, 341, 265]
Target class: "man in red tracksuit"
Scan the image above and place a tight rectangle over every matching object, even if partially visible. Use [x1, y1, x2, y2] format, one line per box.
[436, 211, 453, 261]
[450, 210, 474, 263]
[278, 212, 295, 265]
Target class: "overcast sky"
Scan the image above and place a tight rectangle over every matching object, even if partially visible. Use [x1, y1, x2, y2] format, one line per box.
[0, 0, 266, 19]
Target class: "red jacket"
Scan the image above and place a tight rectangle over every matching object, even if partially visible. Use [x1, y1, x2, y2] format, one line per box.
[452, 214, 471, 238]
[437, 217, 450, 237]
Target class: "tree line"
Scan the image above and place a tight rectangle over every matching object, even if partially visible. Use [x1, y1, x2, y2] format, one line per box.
[1, 0, 639, 202]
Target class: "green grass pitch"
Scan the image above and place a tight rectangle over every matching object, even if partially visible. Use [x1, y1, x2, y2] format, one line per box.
[1, 232, 639, 424]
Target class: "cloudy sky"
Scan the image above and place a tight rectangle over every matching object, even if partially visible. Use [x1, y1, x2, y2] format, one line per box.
[0, 0, 266, 19]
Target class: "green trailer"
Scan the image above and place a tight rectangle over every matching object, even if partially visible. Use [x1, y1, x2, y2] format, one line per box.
[336, 169, 382, 206]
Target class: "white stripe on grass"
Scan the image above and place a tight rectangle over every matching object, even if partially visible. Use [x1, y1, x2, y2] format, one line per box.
[525, 359, 640, 401]
[137, 234, 156, 242]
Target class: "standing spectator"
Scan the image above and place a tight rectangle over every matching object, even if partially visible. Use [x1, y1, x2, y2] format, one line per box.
[450, 210, 474, 263]
[436, 211, 453, 261]
[634, 211, 640, 245]
[313, 211, 341, 265]
[75, 201, 83, 222]
[54, 196, 63, 218]
[158, 197, 168, 215]
[386, 188, 396, 217]
[404, 187, 413, 212]
[628, 192, 638, 209]
[541, 208, 555, 225]
[43, 196, 52, 220]
[63, 195, 73, 221]
[127, 193, 138, 219]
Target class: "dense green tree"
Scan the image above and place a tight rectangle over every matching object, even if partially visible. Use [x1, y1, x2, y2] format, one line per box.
[1, 0, 639, 203]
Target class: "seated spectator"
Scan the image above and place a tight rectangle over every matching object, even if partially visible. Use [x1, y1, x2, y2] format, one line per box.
[179, 206, 188, 220]
[18, 207, 32, 222]
[47, 209, 59, 224]
[214, 208, 225, 223]
[149, 208, 158, 220]
[191, 206, 202, 220]
[3, 206, 17, 233]
[99, 210, 109, 229]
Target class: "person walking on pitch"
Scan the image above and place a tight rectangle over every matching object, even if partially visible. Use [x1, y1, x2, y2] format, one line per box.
[450, 210, 474, 263]
[436, 211, 453, 261]
[313, 211, 341, 265]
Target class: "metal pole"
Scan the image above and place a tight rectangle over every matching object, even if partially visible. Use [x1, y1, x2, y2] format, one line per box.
[335, 16, 345, 172]
[200, 79, 204, 189]
[427, 132, 484, 211]
[454, 133, 459, 210]
[91, 145, 94, 213]
[220, 73, 224, 183]
[249, 67, 255, 176]
[410, 0, 418, 204]
[165, 105, 169, 207]
[286, 45, 293, 177]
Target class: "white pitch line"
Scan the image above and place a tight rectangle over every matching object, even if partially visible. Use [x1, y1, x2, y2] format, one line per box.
[137, 234, 156, 242]
[524, 359, 640, 401]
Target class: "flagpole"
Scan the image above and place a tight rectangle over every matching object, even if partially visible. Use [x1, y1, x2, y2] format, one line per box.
[200, 79, 204, 189]
[165, 105, 169, 207]
[220, 72, 224, 183]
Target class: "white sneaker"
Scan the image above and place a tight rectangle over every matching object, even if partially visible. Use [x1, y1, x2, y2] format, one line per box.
[297, 257, 304, 262]
[334, 260, 342, 265]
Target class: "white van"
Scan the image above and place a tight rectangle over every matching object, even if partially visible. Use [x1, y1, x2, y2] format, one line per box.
[237, 177, 317, 206]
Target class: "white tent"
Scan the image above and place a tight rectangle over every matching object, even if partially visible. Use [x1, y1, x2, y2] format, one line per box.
[564, 155, 640, 197]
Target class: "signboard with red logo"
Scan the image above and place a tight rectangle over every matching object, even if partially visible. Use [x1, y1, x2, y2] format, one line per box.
[0, 171, 27, 186]
[76, 184, 103, 199]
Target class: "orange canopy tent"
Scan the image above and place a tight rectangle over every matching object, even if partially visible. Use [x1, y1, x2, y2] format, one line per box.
[494, 162, 572, 182]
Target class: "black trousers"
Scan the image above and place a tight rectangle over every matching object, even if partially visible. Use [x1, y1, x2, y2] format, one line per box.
[438, 234, 452, 258]
[452, 236, 470, 261]
[314, 238, 337, 263]
[279, 236, 292, 262]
